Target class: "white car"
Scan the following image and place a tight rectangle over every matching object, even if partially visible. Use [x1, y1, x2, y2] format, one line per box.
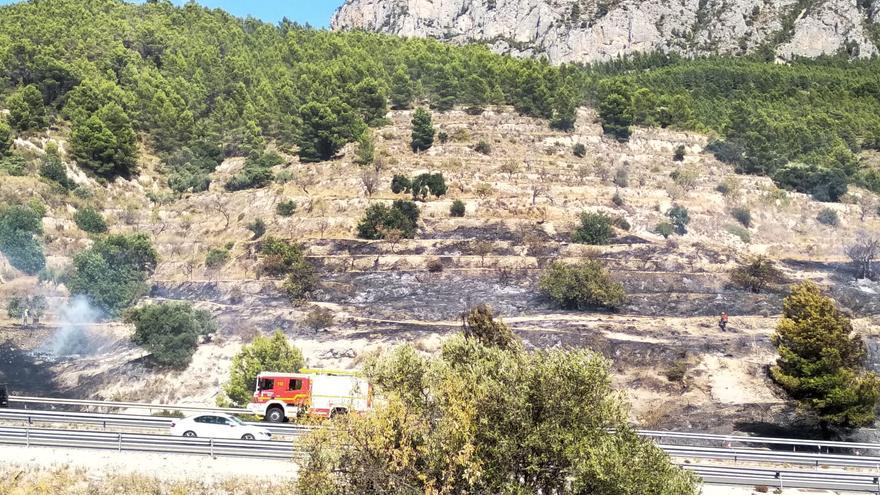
[170, 413, 272, 440]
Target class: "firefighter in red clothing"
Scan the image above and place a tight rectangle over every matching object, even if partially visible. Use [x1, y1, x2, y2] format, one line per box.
[719, 311, 729, 332]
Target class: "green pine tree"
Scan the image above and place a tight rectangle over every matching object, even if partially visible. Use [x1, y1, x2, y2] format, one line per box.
[771, 282, 880, 430]
[410, 107, 435, 152]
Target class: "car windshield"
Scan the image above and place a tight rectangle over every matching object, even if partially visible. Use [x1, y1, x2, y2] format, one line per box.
[228, 416, 245, 425]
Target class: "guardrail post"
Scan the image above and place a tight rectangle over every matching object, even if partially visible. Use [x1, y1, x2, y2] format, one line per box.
[210, 438, 214, 458]
[118, 433, 122, 452]
[775, 471, 782, 490]
[25, 426, 29, 448]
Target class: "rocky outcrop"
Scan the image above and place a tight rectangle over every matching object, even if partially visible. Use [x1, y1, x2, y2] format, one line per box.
[332, 0, 880, 63]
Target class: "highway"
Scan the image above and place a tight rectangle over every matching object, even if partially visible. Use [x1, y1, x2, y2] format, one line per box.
[6, 397, 880, 491]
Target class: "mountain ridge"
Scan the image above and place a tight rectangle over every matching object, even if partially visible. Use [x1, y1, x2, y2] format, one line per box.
[331, 0, 880, 64]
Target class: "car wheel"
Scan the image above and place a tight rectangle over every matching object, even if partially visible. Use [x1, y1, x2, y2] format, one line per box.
[241, 434, 255, 440]
[183, 431, 197, 438]
[266, 407, 284, 423]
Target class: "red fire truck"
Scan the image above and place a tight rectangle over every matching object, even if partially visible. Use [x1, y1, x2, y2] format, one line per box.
[247, 369, 372, 423]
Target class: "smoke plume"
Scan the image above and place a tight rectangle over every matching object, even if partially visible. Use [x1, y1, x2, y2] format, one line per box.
[44, 296, 104, 357]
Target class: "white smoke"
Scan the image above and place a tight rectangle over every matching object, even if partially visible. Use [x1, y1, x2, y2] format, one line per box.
[44, 296, 104, 357]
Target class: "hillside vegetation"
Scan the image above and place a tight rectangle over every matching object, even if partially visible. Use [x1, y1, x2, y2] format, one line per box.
[0, 1, 877, 200]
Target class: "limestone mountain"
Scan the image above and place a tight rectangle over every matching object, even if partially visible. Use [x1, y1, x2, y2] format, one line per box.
[332, 0, 880, 63]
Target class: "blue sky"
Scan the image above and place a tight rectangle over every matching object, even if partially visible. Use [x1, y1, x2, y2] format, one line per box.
[0, 0, 346, 27]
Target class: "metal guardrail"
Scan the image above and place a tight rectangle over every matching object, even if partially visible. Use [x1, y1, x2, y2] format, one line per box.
[0, 408, 314, 436]
[682, 465, 880, 492]
[664, 444, 880, 469]
[0, 426, 298, 459]
[641, 429, 880, 453]
[9, 396, 249, 414]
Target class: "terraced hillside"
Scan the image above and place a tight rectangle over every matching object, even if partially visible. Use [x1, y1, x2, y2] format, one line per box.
[2, 107, 878, 435]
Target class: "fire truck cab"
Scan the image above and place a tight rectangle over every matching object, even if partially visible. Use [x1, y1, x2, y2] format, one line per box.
[247, 369, 371, 423]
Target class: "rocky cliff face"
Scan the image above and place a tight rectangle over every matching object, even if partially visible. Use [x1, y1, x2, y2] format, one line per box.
[332, 0, 880, 63]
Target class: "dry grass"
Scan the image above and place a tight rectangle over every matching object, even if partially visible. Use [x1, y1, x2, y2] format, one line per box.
[1, 467, 298, 495]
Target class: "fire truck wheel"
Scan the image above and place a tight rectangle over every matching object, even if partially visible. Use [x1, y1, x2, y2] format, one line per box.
[266, 406, 285, 423]
[183, 431, 197, 437]
[241, 434, 255, 440]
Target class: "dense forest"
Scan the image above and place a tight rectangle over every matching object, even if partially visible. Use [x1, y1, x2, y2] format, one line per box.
[0, 0, 878, 201]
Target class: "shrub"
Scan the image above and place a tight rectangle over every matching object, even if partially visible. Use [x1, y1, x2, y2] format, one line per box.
[258, 236, 317, 301]
[66, 234, 158, 316]
[247, 218, 266, 240]
[168, 167, 211, 193]
[205, 247, 229, 268]
[725, 224, 751, 243]
[572, 211, 614, 245]
[613, 167, 629, 188]
[426, 258, 444, 272]
[222, 330, 304, 406]
[539, 260, 626, 310]
[39, 152, 73, 189]
[612, 216, 631, 231]
[670, 167, 698, 191]
[357, 201, 420, 240]
[127, 302, 215, 369]
[770, 282, 880, 428]
[0, 155, 29, 176]
[654, 222, 674, 239]
[817, 208, 840, 226]
[667, 205, 690, 235]
[462, 304, 519, 351]
[276, 200, 296, 217]
[611, 191, 624, 207]
[304, 306, 335, 333]
[391, 174, 411, 194]
[730, 206, 752, 228]
[297, 336, 698, 494]
[74, 207, 108, 234]
[410, 173, 447, 200]
[450, 199, 466, 217]
[224, 165, 273, 191]
[0, 204, 46, 274]
[438, 130, 449, 143]
[673, 145, 685, 161]
[665, 360, 688, 382]
[729, 255, 783, 293]
[573, 143, 587, 158]
[474, 140, 492, 155]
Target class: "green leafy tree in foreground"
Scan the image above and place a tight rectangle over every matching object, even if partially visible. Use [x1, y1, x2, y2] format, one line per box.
[127, 302, 215, 369]
[410, 107, 435, 152]
[223, 330, 305, 406]
[66, 233, 158, 316]
[539, 260, 626, 310]
[771, 282, 880, 430]
[296, 335, 697, 494]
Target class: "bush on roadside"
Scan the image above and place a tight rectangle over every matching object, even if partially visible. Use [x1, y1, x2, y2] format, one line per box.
[222, 330, 304, 406]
